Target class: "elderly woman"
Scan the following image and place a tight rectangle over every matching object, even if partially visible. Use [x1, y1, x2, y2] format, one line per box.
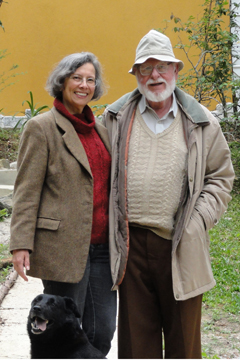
[10, 52, 116, 356]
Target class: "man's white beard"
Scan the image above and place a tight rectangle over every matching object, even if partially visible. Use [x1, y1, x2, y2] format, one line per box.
[137, 76, 176, 102]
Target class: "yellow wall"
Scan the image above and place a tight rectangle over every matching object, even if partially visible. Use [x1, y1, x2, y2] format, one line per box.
[0, 0, 204, 115]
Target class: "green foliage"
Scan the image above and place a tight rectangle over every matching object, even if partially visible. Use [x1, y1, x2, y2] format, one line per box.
[14, 91, 49, 131]
[228, 141, 240, 192]
[0, 243, 9, 259]
[0, 1, 24, 109]
[0, 264, 12, 283]
[0, 266, 11, 283]
[0, 0, 5, 32]
[0, 208, 8, 221]
[219, 112, 240, 143]
[202, 351, 220, 359]
[0, 49, 22, 95]
[0, 128, 20, 162]
[22, 91, 49, 117]
[203, 193, 240, 315]
[91, 104, 108, 118]
[0, 243, 11, 284]
[0, 20, 4, 31]
[158, 0, 240, 139]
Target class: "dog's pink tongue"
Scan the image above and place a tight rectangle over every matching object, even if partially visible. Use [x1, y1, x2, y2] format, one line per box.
[36, 318, 47, 331]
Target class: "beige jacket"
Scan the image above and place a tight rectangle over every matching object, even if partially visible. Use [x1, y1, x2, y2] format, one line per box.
[102, 87, 235, 300]
[10, 107, 111, 283]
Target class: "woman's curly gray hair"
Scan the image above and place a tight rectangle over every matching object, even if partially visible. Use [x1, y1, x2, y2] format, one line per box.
[45, 52, 106, 100]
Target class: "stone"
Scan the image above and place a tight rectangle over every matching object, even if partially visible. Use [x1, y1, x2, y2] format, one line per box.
[10, 162, 17, 169]
[0, 169, 17, 185]
[0, 115, 26, 129]
[0, 193, 13, 213]
[0, 160, 10, 169]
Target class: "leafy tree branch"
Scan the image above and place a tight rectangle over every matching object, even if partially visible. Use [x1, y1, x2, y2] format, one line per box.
[157, 0, 240, 140]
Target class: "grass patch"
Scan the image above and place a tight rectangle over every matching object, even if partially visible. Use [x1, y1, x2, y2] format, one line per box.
[0, 264, 12, 283]
[202, 350, 220, 359]
[0, 243, 10, 260]
[203, 192, 240, 315]
[0, 243, 12, 283]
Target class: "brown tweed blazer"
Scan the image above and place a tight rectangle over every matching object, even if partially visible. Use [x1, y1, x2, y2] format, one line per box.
[10, 107, 111, 283]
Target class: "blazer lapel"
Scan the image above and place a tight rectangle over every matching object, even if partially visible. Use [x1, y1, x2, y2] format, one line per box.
[52, 108, 92, 176]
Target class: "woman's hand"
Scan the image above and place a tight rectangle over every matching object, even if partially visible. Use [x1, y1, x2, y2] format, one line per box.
[12, 249, 30, 282]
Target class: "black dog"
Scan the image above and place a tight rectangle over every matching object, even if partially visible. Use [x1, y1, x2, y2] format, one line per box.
[27, 294, 106, 359]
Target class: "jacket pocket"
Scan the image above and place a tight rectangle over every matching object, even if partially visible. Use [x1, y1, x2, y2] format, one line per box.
[176, 208, 213, 294]
[191, 208, 206, 232]
[36, 217, 61, 230]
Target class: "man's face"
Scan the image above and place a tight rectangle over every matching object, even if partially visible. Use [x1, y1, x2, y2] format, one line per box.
[136, 58, 178, 103]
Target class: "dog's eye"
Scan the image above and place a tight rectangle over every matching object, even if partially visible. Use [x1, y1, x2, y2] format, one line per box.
[47, 298, 56, 307]
[32, 296, 41, 306]
[32, 296, 42, 306]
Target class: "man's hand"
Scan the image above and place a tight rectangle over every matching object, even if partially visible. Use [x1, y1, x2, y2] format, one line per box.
[12, 249, 30, 282]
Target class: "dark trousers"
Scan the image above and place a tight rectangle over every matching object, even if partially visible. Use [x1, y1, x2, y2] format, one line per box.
[118, 227, 202, 359]
[42, 244, 117, 356]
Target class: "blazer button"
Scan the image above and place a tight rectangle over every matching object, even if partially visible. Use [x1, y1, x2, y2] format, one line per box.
[189, 177, 193, 182]
[176, 294, 179, 299]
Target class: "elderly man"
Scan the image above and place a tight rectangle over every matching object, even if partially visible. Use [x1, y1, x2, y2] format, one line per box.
[102, 30, 234, 359]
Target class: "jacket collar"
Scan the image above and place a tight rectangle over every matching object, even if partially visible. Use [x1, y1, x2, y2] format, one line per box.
[51, 107, 111, 177]
[107, 89, 140, 115]
[175, 87, 209, 125]
[107, 87, 209, 126]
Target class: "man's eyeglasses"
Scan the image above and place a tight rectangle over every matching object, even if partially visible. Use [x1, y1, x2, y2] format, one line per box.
[69, 75, 96, 87]
[138, 62, 172, 76]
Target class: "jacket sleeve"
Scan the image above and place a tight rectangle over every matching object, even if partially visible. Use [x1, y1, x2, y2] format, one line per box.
[10, 118, 48, 252]
[195, 110, 235, 230]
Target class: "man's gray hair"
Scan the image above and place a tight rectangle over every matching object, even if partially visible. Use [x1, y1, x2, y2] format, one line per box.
[46, 52, 106, 100]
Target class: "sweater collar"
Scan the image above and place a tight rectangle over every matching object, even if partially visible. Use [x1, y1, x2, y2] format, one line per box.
[54, 98, 95, 134]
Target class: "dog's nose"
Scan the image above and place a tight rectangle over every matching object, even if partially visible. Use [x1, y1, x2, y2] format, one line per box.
[33, 305, 41, 312]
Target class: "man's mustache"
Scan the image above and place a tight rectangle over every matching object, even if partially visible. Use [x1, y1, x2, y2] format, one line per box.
[146, 78, 167, 85]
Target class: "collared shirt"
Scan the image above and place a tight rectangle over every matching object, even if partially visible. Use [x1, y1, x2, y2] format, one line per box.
[138, 92, 178, 134]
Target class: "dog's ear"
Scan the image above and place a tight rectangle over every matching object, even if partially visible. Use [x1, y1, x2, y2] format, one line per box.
[63, 297, 81, 318]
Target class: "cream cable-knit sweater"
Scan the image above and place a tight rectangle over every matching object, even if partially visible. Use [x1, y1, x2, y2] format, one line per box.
[127, 105, 187, 240]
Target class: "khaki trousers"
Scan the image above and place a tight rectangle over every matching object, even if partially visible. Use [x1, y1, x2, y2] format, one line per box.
[118, 227, 202, 359]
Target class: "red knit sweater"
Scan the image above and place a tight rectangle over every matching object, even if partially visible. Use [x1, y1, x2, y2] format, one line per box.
[54, 99, 111, 244]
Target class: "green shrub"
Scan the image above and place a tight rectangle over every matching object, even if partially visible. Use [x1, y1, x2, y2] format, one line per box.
[0, 208, 8, 221]
[229, 141, 240, 193]
[0, 128, 21, 162]
[14, 91, 49, 131]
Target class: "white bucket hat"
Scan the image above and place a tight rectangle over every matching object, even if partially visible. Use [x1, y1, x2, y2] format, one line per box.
[129, 30, 184, 75]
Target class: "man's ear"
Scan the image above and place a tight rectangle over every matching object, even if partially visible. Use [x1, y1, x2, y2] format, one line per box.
[174, 63, 179, 79]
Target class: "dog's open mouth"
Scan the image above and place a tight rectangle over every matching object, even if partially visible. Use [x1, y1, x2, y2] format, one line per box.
[31, 316, 53, 335]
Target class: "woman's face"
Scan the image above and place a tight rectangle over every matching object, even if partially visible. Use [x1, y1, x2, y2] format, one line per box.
[62, 63, 96, 114]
